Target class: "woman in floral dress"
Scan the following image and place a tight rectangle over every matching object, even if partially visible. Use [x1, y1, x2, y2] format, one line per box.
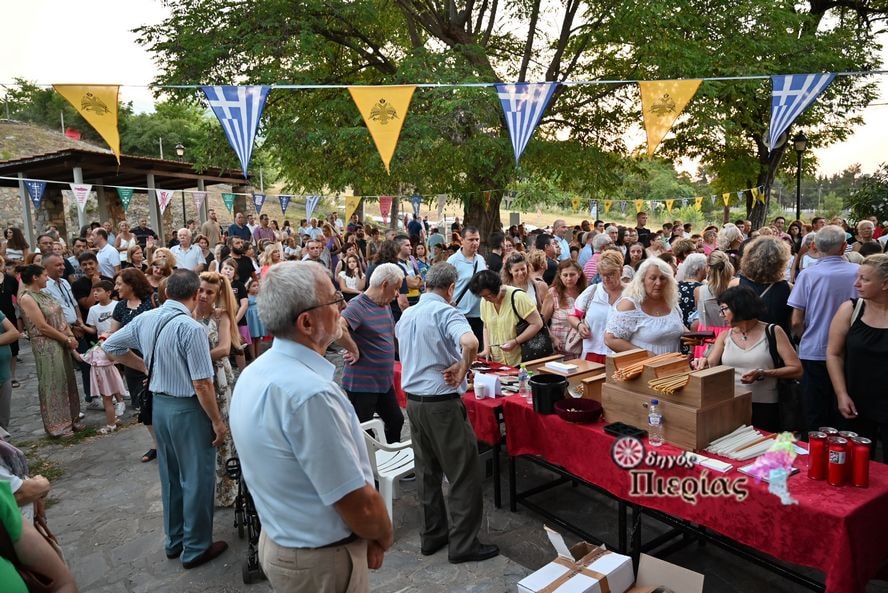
[17, 264, 80, 437]
[194, 271, 240, 507]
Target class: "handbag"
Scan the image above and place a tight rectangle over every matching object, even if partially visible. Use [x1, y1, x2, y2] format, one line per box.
[139, 311, 187, 423]
[511, 289, 554, 361]
[764, 324, 804, 433]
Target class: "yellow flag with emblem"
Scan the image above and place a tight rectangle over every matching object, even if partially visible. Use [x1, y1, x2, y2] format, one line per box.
[638, 80, 702, 157]
[665, 199, 674, 212]
[694, 197, 703, 211]
[53, 84, 121, 162]
[348, 85, 416, 174]
[571, 196, 580, 211]
[604, 200, 613, 214]
[634, 199, 645, 214]
[722, 192, 732, 206]
[345, 195, 362, 222]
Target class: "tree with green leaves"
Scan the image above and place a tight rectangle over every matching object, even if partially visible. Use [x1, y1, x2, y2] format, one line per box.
[135, 0, 885, 239]
[849, 163, 888, 224]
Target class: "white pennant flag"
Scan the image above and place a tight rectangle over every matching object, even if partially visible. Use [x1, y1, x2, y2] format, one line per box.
[192, 191, 207, 211]
[156, 189, 175, 215]
[69, 183, 92, 213]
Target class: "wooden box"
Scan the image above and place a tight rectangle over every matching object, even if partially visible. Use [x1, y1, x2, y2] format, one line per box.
[602, 381, 752, 450]
[580, 373, 607, 403]
[606, 351, 734, 407]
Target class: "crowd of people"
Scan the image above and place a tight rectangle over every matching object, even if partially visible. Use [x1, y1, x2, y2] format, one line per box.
[0, 205, 886, 592]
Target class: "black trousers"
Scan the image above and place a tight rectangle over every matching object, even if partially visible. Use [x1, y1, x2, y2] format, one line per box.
[346, 388, 404, 444]
[801, 360, 841, 433]
[467, 317, 484, 349]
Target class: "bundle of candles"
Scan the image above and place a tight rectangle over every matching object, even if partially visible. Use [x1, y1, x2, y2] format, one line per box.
[705, 425, 776, 461]
[648, 372, 690, 395]
[612, 352, 685, 381]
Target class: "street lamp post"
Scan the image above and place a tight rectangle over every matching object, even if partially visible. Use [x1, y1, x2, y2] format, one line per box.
[175, 143, 186, 227]
[793, 131, 807, 222]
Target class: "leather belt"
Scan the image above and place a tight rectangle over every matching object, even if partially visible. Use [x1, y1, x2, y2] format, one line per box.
[407, 392, 461, 402]
[318, 532, 358, 549]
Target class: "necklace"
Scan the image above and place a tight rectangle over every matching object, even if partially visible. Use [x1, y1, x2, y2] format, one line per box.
[734, 322, 757, 341]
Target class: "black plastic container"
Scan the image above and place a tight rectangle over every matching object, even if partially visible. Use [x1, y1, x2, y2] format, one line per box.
[530, 373, 568, 414]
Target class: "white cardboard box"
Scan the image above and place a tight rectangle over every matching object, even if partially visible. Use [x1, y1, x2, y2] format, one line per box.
[517, 528, 634, 593]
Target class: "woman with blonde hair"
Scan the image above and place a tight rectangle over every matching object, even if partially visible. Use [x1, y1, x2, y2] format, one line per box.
[115, 220, 137, 263]
[526, 250, 548, 285]
[605, 258, 686, 355]
[194, 271, 240, 506]
[259, 243, 282, 278]
[570, 251, 627, 363]
[734, 235, 793, 333]
[827, 254, 888, 457]
[147, 252, 175, 295]
[717, 223, 744, 268]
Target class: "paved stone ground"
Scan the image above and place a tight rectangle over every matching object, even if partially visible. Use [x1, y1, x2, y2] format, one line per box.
[6, 340, 888, 592]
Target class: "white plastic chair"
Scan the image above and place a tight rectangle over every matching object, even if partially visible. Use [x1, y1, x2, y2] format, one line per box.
[360, 418, 414, 522]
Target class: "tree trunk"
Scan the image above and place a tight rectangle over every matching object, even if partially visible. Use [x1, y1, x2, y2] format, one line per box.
[750, 140, 790, 230]
[462, 194, 504, 246]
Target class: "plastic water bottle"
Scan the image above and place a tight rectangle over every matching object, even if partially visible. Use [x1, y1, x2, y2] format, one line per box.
[648, 399, 664, 447]
[518, 366, 531, 404]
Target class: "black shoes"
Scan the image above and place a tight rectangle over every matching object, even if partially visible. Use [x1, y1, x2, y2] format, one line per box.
[420, 538, 448, 556]
[448, 543, 500, 564]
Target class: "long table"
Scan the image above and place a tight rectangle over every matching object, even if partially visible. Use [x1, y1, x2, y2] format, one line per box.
[502, 397, 888, 593]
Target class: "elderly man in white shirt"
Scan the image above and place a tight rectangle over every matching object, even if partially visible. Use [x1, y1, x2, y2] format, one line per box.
[170, 228, 206, 273]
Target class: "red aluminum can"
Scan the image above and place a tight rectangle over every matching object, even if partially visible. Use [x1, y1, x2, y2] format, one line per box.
[819, 427, 839, 437]
[807, 431, 828, 480]
[827, 437, 848, 487]
[851, 437, 872, 488]
[838, 431, 858, 439]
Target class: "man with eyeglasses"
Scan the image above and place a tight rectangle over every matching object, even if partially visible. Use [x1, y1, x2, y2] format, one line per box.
[231, 262, 392, 592]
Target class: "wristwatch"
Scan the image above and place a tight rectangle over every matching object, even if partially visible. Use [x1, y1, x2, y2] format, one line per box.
[755, 368, 765, 381]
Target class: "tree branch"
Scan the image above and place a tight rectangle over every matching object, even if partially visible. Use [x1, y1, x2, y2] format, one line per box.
[545, 0, 582, 81]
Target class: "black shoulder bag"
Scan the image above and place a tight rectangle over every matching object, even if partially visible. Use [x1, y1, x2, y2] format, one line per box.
[765, 324, 803, 433]
[511, 289, 554, 361]
[138, 311, 186, 423]
[451, 259, 479, 307]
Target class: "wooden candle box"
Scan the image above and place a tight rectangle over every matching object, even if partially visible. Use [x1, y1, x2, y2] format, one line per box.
[605, 350, 734, 407]
[601, 381, 751, 450]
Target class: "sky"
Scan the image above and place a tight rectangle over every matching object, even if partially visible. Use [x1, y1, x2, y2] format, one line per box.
[1, 0, 886, 178]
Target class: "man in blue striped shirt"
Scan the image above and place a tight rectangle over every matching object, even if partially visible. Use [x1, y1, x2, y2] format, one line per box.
[103, 269, 228, 569]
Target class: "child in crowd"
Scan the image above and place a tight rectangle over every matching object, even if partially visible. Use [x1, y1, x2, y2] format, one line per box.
[78, 334, 127, 434]
[84, 281, 117, 339]
[245, 280, 265, 360]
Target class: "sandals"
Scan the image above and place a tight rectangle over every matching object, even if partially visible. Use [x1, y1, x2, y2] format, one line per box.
[10, 380, 20, 388]
[98, 425, 117, 435]
[141, 449, 157, 463]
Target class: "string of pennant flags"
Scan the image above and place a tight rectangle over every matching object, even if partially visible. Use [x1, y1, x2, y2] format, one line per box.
[38, 71, 882, 181]
[7, 174, 765, 225]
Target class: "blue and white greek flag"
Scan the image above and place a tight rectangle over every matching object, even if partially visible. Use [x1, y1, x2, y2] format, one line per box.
[201, 85, 271, 178]
[305, 195, 321, 219]
[24, 180, 47, 209]
[495, 82, 558, 166]
[769, 74, 835, 151]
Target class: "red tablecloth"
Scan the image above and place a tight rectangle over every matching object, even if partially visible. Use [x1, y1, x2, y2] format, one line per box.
[502, 397, 888, 593]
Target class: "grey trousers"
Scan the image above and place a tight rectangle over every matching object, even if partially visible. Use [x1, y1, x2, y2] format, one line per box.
[405, 397, 483, 557]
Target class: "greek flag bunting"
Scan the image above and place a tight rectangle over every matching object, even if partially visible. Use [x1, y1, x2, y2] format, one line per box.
[768, 74, 835, 151]
[201, 85, 271, 178]
[495, 82, 558, 166]
[411, 194, 422, 216]
[192, 191, 207, 212]
[156, 189, 174, 215]
[24, 180, 47, 210]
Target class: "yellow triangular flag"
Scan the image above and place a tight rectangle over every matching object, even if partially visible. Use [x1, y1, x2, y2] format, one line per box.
[345, 195, 361, 222]
[571, 196, 580, 211]
[53, 84, 121, 162]
[348, 85, 416, 174]
[694, 197, 703, 211]
[634, 199, 645, 214]
[638, 79, 702, 156]
[722, 192, 731, 207]
[604, 199, 613, 214]
[665, 199, 674, 212]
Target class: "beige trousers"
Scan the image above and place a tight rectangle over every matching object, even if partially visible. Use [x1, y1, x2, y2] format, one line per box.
[258, 530, 368, 593]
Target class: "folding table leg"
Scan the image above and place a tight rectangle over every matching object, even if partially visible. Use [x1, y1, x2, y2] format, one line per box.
[492, 441, 501, 508]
